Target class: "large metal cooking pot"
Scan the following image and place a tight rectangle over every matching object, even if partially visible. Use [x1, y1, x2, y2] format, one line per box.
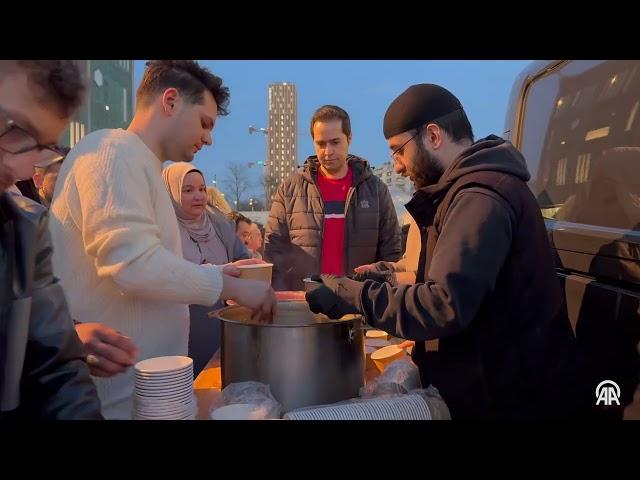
[214, 301, 365, 412]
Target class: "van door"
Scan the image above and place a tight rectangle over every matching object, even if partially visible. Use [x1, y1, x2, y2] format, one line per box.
[513, 60, 640, 417]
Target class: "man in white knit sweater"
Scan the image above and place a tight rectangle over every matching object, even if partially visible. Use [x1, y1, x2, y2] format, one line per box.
[49, 60, 276, 419]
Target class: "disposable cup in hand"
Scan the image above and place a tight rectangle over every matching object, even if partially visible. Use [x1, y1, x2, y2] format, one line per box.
[237, 263, 273, 283]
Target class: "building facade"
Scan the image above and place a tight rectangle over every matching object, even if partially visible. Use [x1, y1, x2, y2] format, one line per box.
[265, 82, 297, 207]
[372, 161, 415, 194]
[64, 60, 134, 148]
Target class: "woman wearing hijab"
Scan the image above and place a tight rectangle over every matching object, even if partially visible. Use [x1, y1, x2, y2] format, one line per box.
[163, 162, 253, 375]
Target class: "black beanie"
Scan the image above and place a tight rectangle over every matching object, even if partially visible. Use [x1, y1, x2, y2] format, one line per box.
[383, 84, 463, 139]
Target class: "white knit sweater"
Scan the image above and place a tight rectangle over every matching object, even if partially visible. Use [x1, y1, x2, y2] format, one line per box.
[49, 129, 224, 419]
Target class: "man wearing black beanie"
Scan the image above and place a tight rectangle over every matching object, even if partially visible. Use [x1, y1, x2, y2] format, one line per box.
[307, 83, 588, 419]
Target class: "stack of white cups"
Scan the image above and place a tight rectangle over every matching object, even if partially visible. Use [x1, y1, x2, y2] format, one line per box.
[133, 356, 196, 420]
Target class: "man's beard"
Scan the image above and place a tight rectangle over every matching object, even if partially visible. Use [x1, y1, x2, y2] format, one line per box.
[410, 141, 444, 189]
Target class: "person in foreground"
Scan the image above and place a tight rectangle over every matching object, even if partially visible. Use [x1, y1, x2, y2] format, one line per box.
[0, 60, 102, 419]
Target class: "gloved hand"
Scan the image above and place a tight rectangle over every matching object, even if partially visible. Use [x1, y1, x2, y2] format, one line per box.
[354, 261, 396, 274]
[349, 269, 397, 287]
[305, 274, 363, 319]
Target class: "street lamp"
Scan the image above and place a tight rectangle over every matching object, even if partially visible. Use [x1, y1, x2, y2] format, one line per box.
[249, 125, 268, 167]
[249, 125, 271, 209]
[249, 126, 268, 136]
[249, 198, 254, 211]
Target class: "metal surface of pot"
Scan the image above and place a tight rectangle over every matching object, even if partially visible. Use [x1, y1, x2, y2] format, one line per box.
[214, 301, 365, 412]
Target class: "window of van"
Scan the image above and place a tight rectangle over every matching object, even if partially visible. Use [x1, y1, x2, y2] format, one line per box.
[519, 60, 640, 251]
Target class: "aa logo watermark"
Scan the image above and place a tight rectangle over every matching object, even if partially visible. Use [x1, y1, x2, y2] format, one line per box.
[595, 380, 620, 406]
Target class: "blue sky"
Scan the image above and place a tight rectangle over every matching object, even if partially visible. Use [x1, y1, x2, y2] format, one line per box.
[133, 60, 531, 199]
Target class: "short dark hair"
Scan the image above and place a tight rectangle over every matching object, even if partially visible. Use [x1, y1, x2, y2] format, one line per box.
[1, 61, 87, 119]
[310, 105, 351, 139]
[416, 108, 474, 144]
[228, 211, 252, 228]
[136, 60, 230, 115]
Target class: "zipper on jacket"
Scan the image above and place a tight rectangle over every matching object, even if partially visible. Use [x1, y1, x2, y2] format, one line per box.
[343, 186, 356, 275]
[308, 172, 326, 274]
[307, 158, 370, 276]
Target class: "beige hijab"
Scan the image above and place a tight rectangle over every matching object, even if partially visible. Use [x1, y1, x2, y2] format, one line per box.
[162, 162, 213, 242]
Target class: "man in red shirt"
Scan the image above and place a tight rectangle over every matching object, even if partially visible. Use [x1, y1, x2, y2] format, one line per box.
[265, 105, 401, 291]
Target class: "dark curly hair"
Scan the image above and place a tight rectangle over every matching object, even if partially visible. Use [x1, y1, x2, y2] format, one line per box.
[136, 60, 230, 116]
[1, 60, 87, 119]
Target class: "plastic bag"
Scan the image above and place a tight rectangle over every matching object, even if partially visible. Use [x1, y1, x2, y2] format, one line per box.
[360, 358, 422, 397]
[354, 359, 451, 420]
[209, 381, 282, 420]
[418, 385, 451, 420]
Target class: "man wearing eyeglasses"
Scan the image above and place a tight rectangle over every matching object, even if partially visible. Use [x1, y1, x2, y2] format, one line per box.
[265, 104, 401, 291]
[0, 60, 102, 419]
[306, 84, 588, 419]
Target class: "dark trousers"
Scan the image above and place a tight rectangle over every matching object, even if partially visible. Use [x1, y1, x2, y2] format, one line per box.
[188, 303, 223, 377]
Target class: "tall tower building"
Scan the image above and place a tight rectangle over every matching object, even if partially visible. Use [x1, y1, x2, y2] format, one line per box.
[265, 82, 297, 207]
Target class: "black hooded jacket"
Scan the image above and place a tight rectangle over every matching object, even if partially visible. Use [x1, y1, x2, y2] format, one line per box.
[355, 136, 586, 419]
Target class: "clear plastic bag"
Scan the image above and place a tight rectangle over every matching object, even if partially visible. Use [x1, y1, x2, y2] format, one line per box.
[360, 358, 421, 397]
[353, 359, 451, 420]
[209, 381, 282, 420]
[419, 385, 451, 420]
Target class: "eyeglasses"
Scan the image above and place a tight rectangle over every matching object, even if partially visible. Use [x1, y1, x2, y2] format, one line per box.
[0, 115, 66, 163]
[390, 130, 421, 162]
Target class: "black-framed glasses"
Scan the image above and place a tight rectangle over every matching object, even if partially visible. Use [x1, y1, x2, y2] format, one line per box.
[390, 130, 421, 162]
[0, 117, 66, 160]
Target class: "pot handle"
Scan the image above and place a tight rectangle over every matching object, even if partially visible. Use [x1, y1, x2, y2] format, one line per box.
[347, 320, 369, 343]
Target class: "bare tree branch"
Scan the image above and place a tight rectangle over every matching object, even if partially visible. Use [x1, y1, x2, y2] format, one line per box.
[221, 162, 253, 209]
[259, 173, 281, 209]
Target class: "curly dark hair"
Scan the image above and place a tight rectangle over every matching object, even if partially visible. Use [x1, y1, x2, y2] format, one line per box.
[1, 60, 87, 119]
[137, 60, 230, 116]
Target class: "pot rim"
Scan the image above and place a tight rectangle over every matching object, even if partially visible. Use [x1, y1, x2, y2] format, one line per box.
[211, 304, 363, 328]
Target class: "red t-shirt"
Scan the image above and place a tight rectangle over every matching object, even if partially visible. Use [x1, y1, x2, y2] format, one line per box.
[317, 166, 353, 276]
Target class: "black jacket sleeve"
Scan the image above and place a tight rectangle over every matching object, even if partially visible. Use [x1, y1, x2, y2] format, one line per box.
[17, 207, 103, 419]
[358, 189, 514, 341]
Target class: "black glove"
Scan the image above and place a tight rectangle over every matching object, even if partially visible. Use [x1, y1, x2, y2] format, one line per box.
[305, 274, 362, 319]
[349, 270, 397, 287]
[369, 261, 396, 273]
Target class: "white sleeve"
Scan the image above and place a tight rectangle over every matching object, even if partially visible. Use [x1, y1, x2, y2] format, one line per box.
[65, 147, 223, 306]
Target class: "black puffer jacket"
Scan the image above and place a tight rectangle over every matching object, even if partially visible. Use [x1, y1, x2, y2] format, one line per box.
[265, 155, 401, 291]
